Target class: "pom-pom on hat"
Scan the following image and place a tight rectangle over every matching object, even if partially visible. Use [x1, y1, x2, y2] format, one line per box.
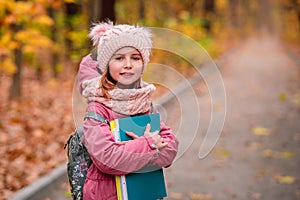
[89, 21, 152, 73]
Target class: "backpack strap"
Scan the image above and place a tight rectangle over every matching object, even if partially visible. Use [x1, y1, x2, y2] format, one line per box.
[84, 111, 109, 124]
[90, 47, 103, 75]
[64, 112, 108, 150]
[150, 102, 154, 113]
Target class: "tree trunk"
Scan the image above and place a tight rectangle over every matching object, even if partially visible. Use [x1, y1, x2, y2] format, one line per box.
[101, 0, 115, 22]
[48, 6, 59, 78]
[228, 0, 239, 28]
[91, 0, 115, 22]
[139, 0, 145, 21]
[291, 0, 300, 36]
[203, 0, 215, 33]
[64, 2, 81, 60]
[91, 0, 101, 22]
[9, 47, 22, 101]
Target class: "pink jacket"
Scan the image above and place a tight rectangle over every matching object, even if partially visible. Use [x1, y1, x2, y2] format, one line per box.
[78, 54, 179, 200]
[77, 54, 99, 94]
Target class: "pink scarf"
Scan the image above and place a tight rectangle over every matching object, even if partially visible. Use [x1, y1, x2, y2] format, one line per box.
[81, 77, 156, 115]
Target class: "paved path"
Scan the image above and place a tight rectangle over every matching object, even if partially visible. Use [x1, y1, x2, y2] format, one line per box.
[164, 35, 300, 200]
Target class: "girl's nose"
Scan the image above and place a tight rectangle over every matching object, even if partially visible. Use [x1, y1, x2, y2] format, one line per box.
[124, 57, 132, 68]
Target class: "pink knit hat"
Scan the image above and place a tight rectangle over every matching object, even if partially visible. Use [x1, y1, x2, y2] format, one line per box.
[89, 21, 152, 73]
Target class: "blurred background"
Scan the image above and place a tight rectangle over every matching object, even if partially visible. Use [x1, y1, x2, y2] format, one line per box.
[0, 0, 299, 199]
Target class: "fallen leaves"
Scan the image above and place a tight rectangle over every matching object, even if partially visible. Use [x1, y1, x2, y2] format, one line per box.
[249, 192, 261, 200]
[292, 91, 300, 108]
[213, 148, 230, 158]
[0, 67, 75, 200]
[189, 192, 213, 200]
[280, 90, 300, 108]
[169, 192, 213, 200]
[169, 192, 184, 199]
[252, 126, 272, 136]
[262, 149, 295, 159]
[251, 124, 297, 187]
[273, 175, 296, 184]
[278, 92, 287, 102]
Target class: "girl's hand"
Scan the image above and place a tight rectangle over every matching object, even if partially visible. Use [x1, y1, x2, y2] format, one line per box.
[144, 124, 168, 150]
[115, 124, 168, 149]
[115, 132, 139, 145]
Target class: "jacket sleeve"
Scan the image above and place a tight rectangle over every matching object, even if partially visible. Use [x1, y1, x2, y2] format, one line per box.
[84, 116, 160, 176]
[153, 120, 179, 168]
[77, 54, 99, 94]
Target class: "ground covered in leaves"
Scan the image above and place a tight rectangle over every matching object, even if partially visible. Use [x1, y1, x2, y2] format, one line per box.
[0, 67, 76, 199]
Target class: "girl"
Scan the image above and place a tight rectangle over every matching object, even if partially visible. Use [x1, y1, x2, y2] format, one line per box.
[78, 21, 179, 200]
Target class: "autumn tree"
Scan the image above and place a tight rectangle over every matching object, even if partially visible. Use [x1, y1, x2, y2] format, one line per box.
[47, 1, 61, 78]
[92, 0, 116, 22]
[202, 0, 215, 33]
[0, 1, 53, 100]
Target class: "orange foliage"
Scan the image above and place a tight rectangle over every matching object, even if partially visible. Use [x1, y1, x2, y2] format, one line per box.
[0, 67, 76, 199]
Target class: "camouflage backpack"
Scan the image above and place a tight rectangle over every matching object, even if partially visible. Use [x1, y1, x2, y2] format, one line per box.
[65, 112, 108, 200]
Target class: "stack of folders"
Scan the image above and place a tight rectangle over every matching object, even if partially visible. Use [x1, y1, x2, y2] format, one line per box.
[110, 113, 167, 200]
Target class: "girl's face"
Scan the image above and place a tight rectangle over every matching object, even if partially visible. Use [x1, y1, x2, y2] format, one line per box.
[108, 47, 144, 89]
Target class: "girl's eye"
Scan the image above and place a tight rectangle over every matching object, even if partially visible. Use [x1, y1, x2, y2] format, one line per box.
[115, 57, 123, 61]
[132, 56, 141, 61]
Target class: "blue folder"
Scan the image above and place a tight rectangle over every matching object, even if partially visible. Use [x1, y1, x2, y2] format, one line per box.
[112, 113, 167, 200]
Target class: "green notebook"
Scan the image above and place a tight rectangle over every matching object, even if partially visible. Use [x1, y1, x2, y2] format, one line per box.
[110, 113, 167, 200]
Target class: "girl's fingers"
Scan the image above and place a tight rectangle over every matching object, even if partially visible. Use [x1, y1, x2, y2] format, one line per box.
[144, 123, 151, 134]
[157, 142, 168, 149]
[115, 141, 128, 145]
[126, 131, 139, 139]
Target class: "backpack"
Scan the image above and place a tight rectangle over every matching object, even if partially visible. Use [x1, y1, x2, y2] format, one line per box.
[65, 111, 108, 200]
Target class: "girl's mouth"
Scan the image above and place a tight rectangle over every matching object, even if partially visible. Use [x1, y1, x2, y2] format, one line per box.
[120, 72, 134, 77]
